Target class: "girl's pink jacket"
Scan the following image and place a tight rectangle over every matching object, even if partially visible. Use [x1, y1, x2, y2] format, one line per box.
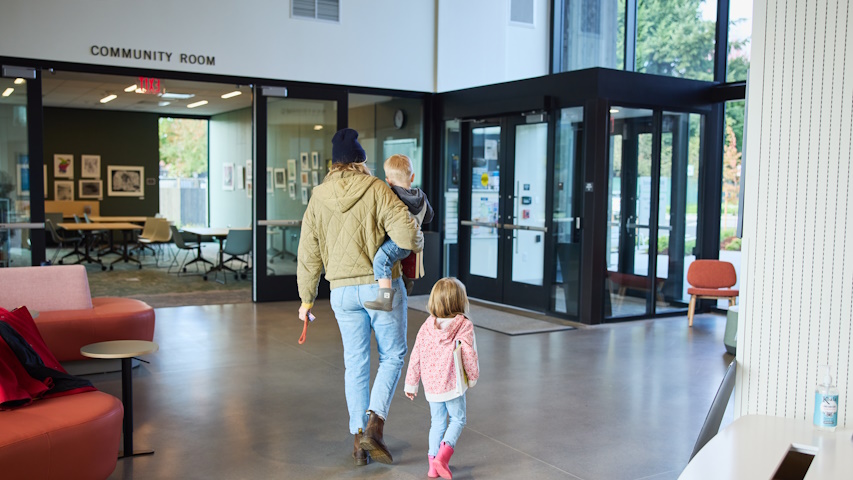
[404, 314, 479, 402]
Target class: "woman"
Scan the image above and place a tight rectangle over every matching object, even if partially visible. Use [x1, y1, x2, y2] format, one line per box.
[297, 128, 423, 466]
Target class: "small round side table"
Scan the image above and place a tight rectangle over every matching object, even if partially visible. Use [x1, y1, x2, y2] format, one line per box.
[80, 340, 159, 459]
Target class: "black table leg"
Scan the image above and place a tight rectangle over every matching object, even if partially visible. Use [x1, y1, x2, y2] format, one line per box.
[119, 357, 154, 459]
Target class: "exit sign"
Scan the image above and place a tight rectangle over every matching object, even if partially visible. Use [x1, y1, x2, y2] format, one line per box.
[138, 77, 161, 94]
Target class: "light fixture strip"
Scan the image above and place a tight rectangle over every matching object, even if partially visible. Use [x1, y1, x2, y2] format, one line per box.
[13, 78, 25, 85]
[187, 100, 208, 109]
[100, 94, 117, 103]
[1, 88, 13, 97]
[125, 84, 138, 92]
[221, 91, 242, 99]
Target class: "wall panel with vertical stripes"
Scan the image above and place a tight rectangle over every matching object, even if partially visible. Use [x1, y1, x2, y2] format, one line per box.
[737, 0, 853, 427]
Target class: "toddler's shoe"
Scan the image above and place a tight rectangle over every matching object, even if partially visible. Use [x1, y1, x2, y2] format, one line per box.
[428, 455, 438, 478]
[433, 442, 454, 479]
[364, 288, 395, 311]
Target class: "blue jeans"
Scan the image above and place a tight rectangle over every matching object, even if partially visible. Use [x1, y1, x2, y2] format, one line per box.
[428, 394, 467, 456]
[373, 238, 411, 280]
[330, 277, 408, 434]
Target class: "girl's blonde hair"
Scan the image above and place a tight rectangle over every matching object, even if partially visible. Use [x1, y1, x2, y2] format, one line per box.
[427, 277, 469, 318]
[384, 154, 413, 185]
[327, 161, 371, 179]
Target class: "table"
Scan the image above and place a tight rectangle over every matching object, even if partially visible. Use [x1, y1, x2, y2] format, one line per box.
[182, 227, 251, 281]
[88, 215, 149, 223]
[59, 222, 143, 270]
[80, 340, 159, 459]
[680, 415, 853, 479]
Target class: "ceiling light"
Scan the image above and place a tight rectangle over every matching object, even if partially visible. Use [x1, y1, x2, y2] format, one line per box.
[187, 100, 208, 109]
[13, 78, 25, 85]
[314, 125, 323, 130]
[100, 94, 117, 103]
[160, 92, 195, 100]
[1, 88, 13, 97]
[158, 101, 171, 107]
[609, 109, 619, 113]
[221, 91, 242, 99]
[125, 84, 138, 92]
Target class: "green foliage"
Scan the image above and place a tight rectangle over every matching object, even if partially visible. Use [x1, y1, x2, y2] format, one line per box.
[159, 118, 208, 178]
[635, 0, 715, 80]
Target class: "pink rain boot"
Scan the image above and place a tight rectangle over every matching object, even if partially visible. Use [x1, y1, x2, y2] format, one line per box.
[428, 455, 438, 478]
[433, 441, 454, 479]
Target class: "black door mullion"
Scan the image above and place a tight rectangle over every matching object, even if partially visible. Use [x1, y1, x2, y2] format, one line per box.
[648, 111, 663, 314]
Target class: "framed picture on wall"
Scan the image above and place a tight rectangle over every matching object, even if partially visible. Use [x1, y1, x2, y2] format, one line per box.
[246, 181, 253, 198]
[266, 168, 274, 193]
[223, 163, 235, 190]
[54, 154, 74, 179]
[54, 180, 74, 201]
[81, 155, 100, 178]
[107, 166, 144, 197]
[78, 180, 103, 200]
[288, 182, 296, 199]
[300, 172, 309, 185]
[287, 159, 297, 180]
[311, 171, 319, 186]
[236, 165, 245, 190]
[274, 168, 286, 188]
[301, 187, 308, 205]
[300, 152, 309, 171]
[246, 159, 253, 180]
[16, 164, 29, 197]
[311, 151, 319, 169]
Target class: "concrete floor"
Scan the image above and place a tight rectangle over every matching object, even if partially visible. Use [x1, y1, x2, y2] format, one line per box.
[96, 301, 733, 480]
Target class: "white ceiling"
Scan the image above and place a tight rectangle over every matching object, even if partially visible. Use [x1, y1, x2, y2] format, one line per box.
[40, 70, 253, 116]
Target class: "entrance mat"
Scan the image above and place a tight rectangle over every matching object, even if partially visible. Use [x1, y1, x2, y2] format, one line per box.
[406, 295, 576, 336]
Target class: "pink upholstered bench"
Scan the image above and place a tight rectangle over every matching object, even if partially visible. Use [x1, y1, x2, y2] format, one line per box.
[0, 265, 155, 362]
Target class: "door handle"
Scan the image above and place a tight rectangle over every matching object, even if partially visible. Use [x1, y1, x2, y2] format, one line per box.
[503, 224, 548, 233]
[460, 220, 502, 229]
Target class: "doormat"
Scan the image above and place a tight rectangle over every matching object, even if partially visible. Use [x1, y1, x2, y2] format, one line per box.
[406, 295, 576, 336]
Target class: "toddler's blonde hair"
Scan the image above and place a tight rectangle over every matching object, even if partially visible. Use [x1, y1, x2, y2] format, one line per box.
[427, 277, 469, 319]
[384, 154, 413, 186]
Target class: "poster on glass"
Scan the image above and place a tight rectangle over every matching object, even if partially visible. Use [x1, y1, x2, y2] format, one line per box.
[107, 166, 144, 197]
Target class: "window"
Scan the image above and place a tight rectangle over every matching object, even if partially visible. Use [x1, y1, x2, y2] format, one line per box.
[159, 117, 209, 228]
[554, 0, 624, 71]
[719, 100, 744, 307]
[292, 0, 339, 22]
[726, 0, 752, 82]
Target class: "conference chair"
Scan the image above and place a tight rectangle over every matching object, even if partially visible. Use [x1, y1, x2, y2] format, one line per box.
[46, 219, 85, 264]
[690, 361, 737, 460]
[209, 229, 252, 283]
[686, 260, 739, 327]
[167, 225, 203, 275]
[136, 218, 172, 267]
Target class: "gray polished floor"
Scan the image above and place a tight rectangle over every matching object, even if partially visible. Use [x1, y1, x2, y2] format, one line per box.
[98, 301, 733, 480]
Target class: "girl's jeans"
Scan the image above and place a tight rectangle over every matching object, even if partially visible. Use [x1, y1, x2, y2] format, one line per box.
[428, 394, 467, 456]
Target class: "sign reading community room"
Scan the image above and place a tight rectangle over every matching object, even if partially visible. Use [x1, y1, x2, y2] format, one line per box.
[90, 45, 215, 66]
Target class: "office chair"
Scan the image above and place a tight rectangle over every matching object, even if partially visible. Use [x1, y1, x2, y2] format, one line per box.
[45, 219, 85, 264]
[212, 229, 252, 283]
[168, 225, 203, 275]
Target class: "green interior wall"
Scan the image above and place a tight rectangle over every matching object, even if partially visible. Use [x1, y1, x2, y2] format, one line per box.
[43, 107, 160, 216]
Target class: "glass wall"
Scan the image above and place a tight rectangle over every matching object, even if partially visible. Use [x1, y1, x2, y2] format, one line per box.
[0, 76, 32, 267]
[264, 98, 337, 277]
[556, 0, 624, 71]
[727, 0, 752, 82]
[348, 94, 424, 187]
[159, 117, 209, 228]
[552, 107, 584, 316]
[719, 99, 744, 307]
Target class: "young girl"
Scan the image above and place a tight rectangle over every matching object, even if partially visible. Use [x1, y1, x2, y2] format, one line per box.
[404, 277, 479, 479]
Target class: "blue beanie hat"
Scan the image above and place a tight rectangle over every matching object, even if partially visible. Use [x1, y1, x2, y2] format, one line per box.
[332, 128, 367, 164]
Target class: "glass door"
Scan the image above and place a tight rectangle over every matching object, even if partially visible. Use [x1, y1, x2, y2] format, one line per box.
[254, 87, 342, 301]
[0, 67, 43, 268]
[459, 116, 551, 310]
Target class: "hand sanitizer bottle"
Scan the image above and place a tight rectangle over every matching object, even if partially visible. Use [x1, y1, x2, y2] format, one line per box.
[813, 365, 839, 431]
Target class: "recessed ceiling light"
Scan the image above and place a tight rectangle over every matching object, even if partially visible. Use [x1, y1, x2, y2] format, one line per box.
[125, 84, 138, 92]
[13, 78, 25, 85]
[221, 91, 242, 99]
[314, 125, 323, 130]
[158, 101, 171, 107]
[100, 94, 117, 103]
[187, 100, 208, 109]
[160, 92, 195, 100]
[609, 109, 619, 113]
[1, 88, 14, 97]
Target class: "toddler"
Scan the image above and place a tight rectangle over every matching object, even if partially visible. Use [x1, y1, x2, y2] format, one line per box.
[364, 154, 433, 311]
[404, 277, 479, 479]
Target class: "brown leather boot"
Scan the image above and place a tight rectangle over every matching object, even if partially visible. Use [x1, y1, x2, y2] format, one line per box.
[353, 428, 370, 466]
[359, 410, 393, 464]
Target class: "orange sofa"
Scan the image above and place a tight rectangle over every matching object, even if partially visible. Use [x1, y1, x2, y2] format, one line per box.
[0, 391, 123, 480]
[0, 265, 155, 361]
